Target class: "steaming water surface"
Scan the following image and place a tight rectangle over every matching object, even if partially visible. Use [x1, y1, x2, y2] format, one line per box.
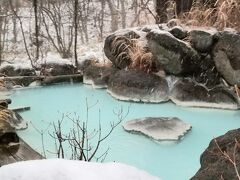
[9, 84, 240, 180]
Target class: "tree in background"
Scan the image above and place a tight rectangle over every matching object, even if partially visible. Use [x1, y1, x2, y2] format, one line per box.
[33, 0, 40, 61]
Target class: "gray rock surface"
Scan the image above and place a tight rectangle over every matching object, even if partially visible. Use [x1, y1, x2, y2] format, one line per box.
[83, 64, 117, 88]
[147, 29, 200, 75]
[189, 29, 216, 53]
[213, 31, 240, 85]
[169, 26, 188, 40]
[123, 117, 191, 141]
[191, 129, 240, 180]
[170, 78, 240, 110]
[108, 69, 169, 103]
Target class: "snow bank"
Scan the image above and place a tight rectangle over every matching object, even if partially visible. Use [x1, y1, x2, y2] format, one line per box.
[0, 159, 159, 180]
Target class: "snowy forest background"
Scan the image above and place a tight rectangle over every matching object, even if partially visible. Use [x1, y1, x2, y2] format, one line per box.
[0, 0, 157, 68]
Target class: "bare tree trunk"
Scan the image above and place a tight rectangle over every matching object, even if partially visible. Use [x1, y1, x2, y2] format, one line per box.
[99, 1, 105, 40]
[175, 0, 193, 15]
[106, 0, 119, 32]
[33, 0, 39, 60]
[9, 0, 35, 68]
[120, 1, 126, 29]
[12, 13, 17, 43]
[155, 0, 168, 23]
[74, 0, 78, 68]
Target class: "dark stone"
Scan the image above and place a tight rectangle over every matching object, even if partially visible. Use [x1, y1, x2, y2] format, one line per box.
[83, 64, 117, 88]
[170, 78, 239, 109]
[41, 63, 76, 76]
[169, 26, 188, 40]
[0, 120, 19, 146]
[0, 65, 36, 77]
[193, 54, 221, 88]
[189, 29, 216, 53]
[191, 129, 240, 180]
[213, 31, 240, 85]
[108, 69, 169, 103]
[0, 137, 43, 166]
[147, 29, 201, 75]
[0, 99, 11, 108]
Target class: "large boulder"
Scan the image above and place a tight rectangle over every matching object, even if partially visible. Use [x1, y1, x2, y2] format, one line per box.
[213, 31, 240, 85]
[189, 28, 217, 53]
[108, 69, 169, 103]
[83, 64, 117, 89]
[170, 78, 240, 110]
[146, 29, 201, 75]
[123, 117, 191, 141]
[191, 129, 240, 180]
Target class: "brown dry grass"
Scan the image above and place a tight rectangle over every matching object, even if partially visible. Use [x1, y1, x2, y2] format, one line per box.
[179, 0, 240, 30]
[128, 41, 155, 73]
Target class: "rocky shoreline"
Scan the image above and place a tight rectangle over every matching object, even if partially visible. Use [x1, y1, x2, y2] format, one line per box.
[0, 23, 240, 178]
[0, 99, 43, 166]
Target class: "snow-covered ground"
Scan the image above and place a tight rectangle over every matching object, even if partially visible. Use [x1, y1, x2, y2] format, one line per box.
[0, 159, 160, 180]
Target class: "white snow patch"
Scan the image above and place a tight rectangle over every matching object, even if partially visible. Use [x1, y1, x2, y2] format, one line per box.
[0, 159, 159, 180]
[38, 52, 73, 65]
[0, 60, 32, 70]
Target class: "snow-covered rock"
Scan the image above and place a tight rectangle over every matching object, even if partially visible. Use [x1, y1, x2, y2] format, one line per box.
[123, 117, 191, 141]
[0, 159, 160, 180]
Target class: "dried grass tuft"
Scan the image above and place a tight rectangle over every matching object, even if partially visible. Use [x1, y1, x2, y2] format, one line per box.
[129, 41, 155, 73]
[179, 0, 240, 30]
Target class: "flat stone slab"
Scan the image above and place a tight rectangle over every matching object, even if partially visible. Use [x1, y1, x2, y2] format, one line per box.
[123, 117, 191, 141]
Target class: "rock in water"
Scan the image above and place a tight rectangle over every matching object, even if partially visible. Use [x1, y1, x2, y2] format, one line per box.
[170, 78, 240, 110]
[123, 117, 191, 141]
[191, 129, 240, 180]
[83, 64, 117, 89]
[107, 69, 169, 103]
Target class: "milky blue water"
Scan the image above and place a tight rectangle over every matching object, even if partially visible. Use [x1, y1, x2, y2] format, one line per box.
[8, 84, 240, 180]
